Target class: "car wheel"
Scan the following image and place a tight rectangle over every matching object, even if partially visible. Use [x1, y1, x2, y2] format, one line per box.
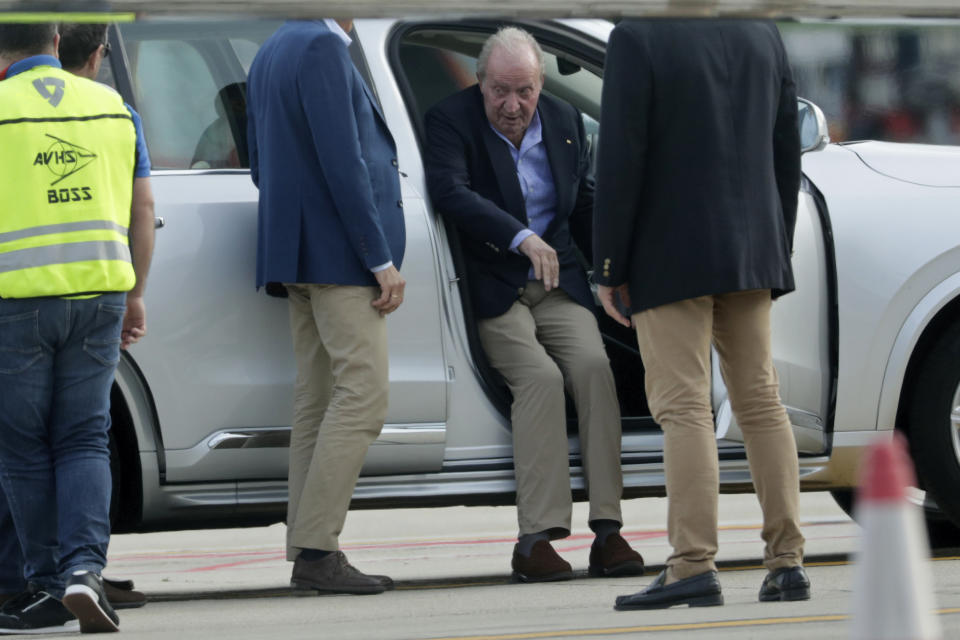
[907, 328, 960, 540]
[829, 488, 855, 520]
[830, 489, 960, 548]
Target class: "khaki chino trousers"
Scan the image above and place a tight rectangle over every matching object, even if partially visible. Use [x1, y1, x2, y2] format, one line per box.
[284, 284, 388, 558]
[478, 281, 624, 537]
[633, 289, 805, 580]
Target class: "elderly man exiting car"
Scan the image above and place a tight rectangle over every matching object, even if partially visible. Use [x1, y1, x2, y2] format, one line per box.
[247, 18, 406, 595]
[594, 19, 810, 610]
[425, 27, 644, 582]
[0, 22, 154, 633]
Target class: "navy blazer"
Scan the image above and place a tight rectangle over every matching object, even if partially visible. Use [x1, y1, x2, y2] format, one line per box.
[247, 21, 405, 289]
[593, 20, 799, 312]
[425, 86, 595, 319]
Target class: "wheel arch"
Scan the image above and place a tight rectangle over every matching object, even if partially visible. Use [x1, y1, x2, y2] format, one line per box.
[885, 274, 960, 445]
[110, 352, 164, 532]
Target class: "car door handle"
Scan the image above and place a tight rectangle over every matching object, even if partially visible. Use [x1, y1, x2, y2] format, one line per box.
[155, 217, 165, 229]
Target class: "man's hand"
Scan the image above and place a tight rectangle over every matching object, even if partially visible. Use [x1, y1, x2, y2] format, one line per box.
[597, 283, 632, 328]
[121, 295, 147, 349]
[518, 234, 559, 291]
[372, 265, 406, 316]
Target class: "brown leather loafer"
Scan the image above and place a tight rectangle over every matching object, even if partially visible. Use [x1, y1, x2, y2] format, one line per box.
[103, 577, 147, 609]
[291, 551, 390, 594]
[588, 533, 645, 578]
[511, 540, 574, 583]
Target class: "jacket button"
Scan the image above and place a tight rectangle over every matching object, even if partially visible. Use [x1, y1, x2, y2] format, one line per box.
[392, 159, 398, 167]
[603, 270, 610, 277]
[397, 200, 403, 208]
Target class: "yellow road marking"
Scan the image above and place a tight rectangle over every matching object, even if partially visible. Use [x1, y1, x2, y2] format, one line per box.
[422, 608, 960, 640]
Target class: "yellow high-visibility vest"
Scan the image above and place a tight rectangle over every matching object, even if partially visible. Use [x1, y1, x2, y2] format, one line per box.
[0, 63, 137, 298]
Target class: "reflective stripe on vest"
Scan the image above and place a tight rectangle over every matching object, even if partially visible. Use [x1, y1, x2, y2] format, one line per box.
[0, 220, 128, 245]
[0, 240, 131, 275]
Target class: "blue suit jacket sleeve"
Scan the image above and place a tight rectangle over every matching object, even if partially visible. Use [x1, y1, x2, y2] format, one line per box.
[298, 35, 392, 270]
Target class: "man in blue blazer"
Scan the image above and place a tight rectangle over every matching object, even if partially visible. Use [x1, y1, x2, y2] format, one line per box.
[425, 27, 643, 583]
[247, 18, 405, 595]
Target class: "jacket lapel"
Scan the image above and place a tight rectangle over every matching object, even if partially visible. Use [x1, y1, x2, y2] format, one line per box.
[356, 67, 388, 126]
[539, 99, 575, 236]
[469, 86, 526, 223]
[481, 126, 527, 223]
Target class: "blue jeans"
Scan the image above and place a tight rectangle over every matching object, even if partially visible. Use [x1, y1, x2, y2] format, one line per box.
[0, 293, 125, 597]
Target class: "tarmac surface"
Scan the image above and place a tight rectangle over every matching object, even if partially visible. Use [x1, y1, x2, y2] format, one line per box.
[87, 491, 960, 640]
[106, 492, 860, 600]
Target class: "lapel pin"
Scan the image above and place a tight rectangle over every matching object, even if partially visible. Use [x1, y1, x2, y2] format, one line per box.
[565, 139, 572, 144]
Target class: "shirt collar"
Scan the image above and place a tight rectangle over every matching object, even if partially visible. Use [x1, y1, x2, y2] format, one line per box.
[489, 108, 543, 151]
[323, 19, 353, 46]
[3, 54, 60, 80]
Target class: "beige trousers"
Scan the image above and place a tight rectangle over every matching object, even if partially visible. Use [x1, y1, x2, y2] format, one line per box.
[478, 281, 623, 537]
[284, 284, 388, 558]
[633, 290, 804, 580]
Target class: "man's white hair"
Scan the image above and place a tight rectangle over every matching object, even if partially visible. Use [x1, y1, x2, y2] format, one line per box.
[477, 26, 545, 81]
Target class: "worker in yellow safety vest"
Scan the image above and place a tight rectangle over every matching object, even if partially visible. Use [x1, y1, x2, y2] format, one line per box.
[0, 22, 154, 635]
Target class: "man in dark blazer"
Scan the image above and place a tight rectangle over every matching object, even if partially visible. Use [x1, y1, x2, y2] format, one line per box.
[593, 20, 808, 610]
[425, 27, 644, 583]
[247, 18, 405, 595]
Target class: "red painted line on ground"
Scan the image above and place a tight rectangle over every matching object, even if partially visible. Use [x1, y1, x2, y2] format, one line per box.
[186, 555, 285, 572]
[112, 520, 848, 573]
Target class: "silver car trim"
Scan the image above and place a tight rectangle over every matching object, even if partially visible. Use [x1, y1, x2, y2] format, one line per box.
[207, 424, 446, 450]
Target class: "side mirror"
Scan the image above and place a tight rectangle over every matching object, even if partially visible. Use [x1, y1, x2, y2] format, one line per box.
[798, 98, 830, 153]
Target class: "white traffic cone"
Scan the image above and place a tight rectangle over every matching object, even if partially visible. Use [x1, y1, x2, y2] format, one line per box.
[851, 432, 941, 639]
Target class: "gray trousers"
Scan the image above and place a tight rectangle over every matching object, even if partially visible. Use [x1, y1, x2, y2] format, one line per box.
[478, 281, 624, 537]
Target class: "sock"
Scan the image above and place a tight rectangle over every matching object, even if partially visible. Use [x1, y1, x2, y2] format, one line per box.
[299, 548, 332, 561]
[517, 531, 550, 557]
[589, 519, 621, 546]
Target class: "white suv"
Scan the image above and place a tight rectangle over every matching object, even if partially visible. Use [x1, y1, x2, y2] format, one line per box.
[101, 18, 960, 540]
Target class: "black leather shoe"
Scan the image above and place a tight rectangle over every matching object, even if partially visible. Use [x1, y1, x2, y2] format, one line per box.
[759, 566, 810, 602]
[614, 569, 723, 610]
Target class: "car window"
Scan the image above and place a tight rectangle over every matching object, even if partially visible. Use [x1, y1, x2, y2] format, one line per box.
[117, 20, 281, 170]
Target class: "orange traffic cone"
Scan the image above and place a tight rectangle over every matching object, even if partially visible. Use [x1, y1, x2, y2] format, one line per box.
[850, 433, 941, 639]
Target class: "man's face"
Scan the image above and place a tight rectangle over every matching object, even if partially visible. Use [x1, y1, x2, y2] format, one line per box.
[478, 45, 543, 146]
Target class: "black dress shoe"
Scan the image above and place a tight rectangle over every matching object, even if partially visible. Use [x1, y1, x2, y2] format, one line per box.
[758, 566, 810, 602]
[614, 569, 723, 610]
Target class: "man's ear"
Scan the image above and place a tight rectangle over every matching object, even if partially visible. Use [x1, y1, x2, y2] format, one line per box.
[52, 32, 61, 58]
